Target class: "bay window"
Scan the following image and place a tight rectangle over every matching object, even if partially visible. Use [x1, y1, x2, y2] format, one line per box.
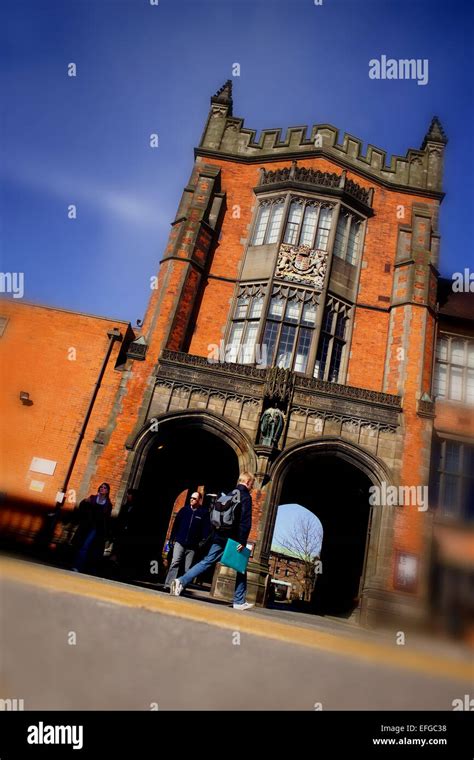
[283, 199, 333, 250]
[228, 284, 266, 364]
[314, 298, 350, 382]
[251, 199, 285, 246]
[333, 211, 362, 265]
[261, 287, 318, 373]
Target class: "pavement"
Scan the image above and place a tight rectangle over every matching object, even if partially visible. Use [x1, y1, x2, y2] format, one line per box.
[1, 555, 472, 710]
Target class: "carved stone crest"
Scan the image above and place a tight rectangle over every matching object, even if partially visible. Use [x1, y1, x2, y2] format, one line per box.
[276, 244, 328, 288]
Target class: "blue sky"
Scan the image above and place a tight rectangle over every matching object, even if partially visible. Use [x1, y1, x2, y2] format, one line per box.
[1, 0, 472, 321]
[272, 503, 323, 556]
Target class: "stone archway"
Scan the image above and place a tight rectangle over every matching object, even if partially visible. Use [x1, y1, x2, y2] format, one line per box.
[121, 410, 257, 583]
[128, 409, 257, 484]
[260, 437, 396, 618]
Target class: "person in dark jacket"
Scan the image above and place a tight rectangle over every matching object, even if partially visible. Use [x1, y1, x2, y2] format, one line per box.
[170, 473, 254, 610]
[70, 483, 113, 573]
[112, 488, 142, 579]
[164, 492, 211, 590]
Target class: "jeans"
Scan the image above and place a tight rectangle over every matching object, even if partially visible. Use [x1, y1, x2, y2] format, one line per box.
[165, 542, 195, 588]
[178, 540, 247, 605]
[74, 528, 97, 572]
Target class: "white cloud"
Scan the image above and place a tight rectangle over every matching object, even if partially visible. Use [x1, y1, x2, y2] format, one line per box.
[2, 159, 168, 230]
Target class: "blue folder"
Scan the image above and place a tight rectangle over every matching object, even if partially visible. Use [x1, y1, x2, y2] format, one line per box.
[221, 539, 251, 574]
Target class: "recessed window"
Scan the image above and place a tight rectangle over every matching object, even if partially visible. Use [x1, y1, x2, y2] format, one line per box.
[283, 200, 333, 250]
[251, 199, 285, 245]
[333, 212, 362, 265]
[228, 284, 319, 373]
[227, 284, 266, 365]
[432, 439, 474, 522]
[261, 286, 319, 373]
[314, 299, 350, 383]
[433, 336, 474, 404]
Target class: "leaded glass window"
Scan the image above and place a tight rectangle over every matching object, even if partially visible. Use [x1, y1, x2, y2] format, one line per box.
[228, 284, 266, 364]
[333, 212, 362, 265]
[433, 336, 474, 404]
[283, 200, 333, 250]
[261, 286, 319, 373]
[314, 298, 350, 382]
[251, 199, 285, 246]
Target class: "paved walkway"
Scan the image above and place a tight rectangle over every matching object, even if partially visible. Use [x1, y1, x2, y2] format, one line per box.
[1, 556, 472, 710]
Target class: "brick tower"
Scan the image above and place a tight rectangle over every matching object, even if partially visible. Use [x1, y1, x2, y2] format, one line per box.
[51, 83, 449, 623]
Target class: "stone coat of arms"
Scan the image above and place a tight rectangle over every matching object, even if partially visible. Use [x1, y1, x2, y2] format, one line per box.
[276, 244, 328, 288]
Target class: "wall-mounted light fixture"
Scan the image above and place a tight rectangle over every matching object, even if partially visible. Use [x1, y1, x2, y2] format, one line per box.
[20, 391, 32, 405]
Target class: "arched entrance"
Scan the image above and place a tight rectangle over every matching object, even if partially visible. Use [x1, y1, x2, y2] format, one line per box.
[271, 503, 324, 603]
[124, 411, 256, 581]
[263, 438, 394, 618]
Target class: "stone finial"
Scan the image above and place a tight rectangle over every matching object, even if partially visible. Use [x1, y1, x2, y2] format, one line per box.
[211, 80, 233, 115]
[420, 116, 448, 149]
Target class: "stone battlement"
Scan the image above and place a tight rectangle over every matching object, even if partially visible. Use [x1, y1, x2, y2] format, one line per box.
[198, 82, 447, 196]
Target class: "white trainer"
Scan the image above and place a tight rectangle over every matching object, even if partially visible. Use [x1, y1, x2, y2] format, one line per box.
[170, 579, 183, 596]
[233, 602, 254, 611]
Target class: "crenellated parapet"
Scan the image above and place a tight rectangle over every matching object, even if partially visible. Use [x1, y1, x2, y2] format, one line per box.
[198, 82, 447, 196]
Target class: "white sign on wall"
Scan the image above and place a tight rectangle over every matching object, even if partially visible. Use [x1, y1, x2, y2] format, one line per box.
[29, 480, 45, 493]
[29, 458, 57, 476]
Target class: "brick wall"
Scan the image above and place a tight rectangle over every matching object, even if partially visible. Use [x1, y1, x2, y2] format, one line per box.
[0, 300, 129, 535]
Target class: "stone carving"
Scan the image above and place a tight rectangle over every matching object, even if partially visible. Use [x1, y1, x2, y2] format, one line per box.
[290, 406, 399, 443]
[420, 116, 448, 149]
[264, 366, 295, 408]
[272, 282, 319, 306]
[345, 178, 371, 204]
[259, 161, 372, 206]
[276, 243, 328, 287]
[155, 379, 260, 422]
[127, 336, 148, 361]
[295, 375, 401, 407]
[160, 349, 266, 379]
[211, 80, 233, 114]
[259, 407, 285, 447]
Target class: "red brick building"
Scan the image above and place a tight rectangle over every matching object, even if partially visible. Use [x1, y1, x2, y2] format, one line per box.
[2, 81, 468, 630]
[429, 281, 474, 638]
[268, 549, 313, 602]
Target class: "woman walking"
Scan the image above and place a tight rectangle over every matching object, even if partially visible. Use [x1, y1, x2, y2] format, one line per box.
[71, 483, 113, 574]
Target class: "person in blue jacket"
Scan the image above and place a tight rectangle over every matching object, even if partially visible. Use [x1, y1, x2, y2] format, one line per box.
[164, 492, 211, 589]
[170, 472, 254, 610]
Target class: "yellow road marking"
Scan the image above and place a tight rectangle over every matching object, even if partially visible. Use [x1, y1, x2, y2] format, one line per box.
[1, 556, 472, 683]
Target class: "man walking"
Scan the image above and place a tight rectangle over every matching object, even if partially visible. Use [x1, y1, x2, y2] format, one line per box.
[170, 472, 255, 611]
[164, 491, 211, 590]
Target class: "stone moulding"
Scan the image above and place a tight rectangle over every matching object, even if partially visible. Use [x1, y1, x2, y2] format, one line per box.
[418, 399, 436, 418]
[157, 351, 402, 413]
[295, 374, 401, 409]
[290, 406, 399, 434]
[258, 163, 373, 209]
[156, 379, 261, 410]
[159, 348, 267, 380]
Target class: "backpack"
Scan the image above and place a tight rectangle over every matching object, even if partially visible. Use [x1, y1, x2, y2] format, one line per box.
[210, 489, 241, 530]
